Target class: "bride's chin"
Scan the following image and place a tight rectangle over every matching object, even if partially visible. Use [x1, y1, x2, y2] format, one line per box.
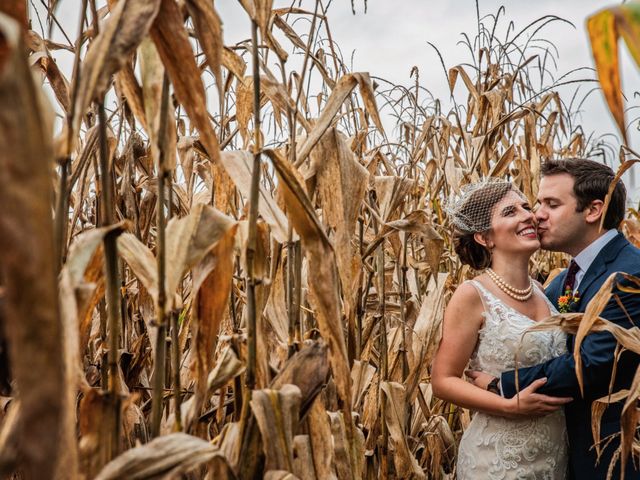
[511, 243, 540, 256]
[518, 237, 541, 251]
[525, 244, 540, 255]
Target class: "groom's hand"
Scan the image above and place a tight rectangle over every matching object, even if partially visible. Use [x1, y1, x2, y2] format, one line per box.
[465, 370, 494, 390]
[508, 378, 573, 417]
[466, 371, 573, 417]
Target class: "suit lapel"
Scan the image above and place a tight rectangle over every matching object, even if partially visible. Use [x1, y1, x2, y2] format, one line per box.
[544, 232, 628, 311]
[574, 260, 606, 307]
[575, 232, 628, 308]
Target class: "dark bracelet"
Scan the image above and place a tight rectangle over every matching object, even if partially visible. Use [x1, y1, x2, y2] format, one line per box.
[487, 377, 500, 394]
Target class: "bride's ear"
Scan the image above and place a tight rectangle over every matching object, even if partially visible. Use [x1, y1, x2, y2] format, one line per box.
[474, 232, 490, 248]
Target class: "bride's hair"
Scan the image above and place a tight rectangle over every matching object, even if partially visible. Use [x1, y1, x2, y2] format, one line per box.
[454, 229, 493, 270]
[444, 180, 522, 269]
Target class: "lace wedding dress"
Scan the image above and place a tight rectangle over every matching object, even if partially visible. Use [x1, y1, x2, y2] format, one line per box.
[456, 280, 568, 480]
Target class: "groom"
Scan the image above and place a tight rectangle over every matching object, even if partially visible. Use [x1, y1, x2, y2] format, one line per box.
[469, 158, 640, 479]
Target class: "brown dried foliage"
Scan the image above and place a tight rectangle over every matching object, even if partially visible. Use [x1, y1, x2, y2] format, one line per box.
[1, 2, 638, 479]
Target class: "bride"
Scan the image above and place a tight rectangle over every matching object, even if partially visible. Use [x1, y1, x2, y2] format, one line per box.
[431, 180, 572, 479]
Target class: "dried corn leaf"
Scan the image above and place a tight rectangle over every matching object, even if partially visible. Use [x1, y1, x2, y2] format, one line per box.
[621, 218, 640, 248]
[448, 65, 479, 105]
[264, 471, 300, 480]
[0, 14, 65, 476]
[165, 203, 236, 307]
[186, 0, 223, 90]
[351, 360, 376, 411]
[296, 73, 384, 166]
[306, 397, 336, 480]
[526, 312, 640, 357]
[238, 0, 288, 62]
[31, 46, 70, 113]
[237, 342, 329, 479]
[311, 127, 369, 357]
[373, 175, 416, 222]
[220, 150, 290, 243]
[95, 432, 230, 479]
[363, 210, 442, 263]
[621, 366, 640, 474]
[406, 273, 449, 401]
[118, 204, 236, 311]
[117, 232, 160, 302]
[71, 0, 161, 148]
[0, 398, 20, 469]
[265, 148, 352, 410]
[587, 3, 640, 144]
[380, 381, 425, 479]
[181, 345, 245, 429]
[250, 384, 301, 473]
[139, 36, 166, 162]
[150, 0, 221, 164]
[292, 435, 316, 480]
[263, 260, 289, 344]
[600, 159, 640, 232]
[328, 411, 365, 480]
[78, 387, 114, 477]
[222, 46, 246, 81]
[58, 222, 129, 478]
[115, 59, 148, 133]
[591, 389, 629, 459]
[574, 272, 617, 395]
[189, 225, 237, 427]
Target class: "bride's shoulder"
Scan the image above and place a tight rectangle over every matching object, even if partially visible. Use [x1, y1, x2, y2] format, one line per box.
[447, 279, 484, 310]
[444, 280, 485, 328]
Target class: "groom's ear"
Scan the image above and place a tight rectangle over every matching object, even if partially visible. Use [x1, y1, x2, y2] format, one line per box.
[584, 199, 605, 225]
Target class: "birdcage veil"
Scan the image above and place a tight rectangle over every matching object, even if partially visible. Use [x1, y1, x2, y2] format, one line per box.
[443, 178, 525, 233]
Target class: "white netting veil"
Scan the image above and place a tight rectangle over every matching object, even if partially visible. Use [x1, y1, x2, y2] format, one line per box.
[443, 179, 525, 233]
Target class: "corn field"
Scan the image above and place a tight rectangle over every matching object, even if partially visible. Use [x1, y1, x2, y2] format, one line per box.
[1, 1, 640, 479]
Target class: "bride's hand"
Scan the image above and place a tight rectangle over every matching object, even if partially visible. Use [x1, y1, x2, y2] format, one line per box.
[465, 370, 494, 389]
[506, 378, 573, 418]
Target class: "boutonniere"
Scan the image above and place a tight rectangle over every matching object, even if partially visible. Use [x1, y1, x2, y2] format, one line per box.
[558, 289, 580, 313]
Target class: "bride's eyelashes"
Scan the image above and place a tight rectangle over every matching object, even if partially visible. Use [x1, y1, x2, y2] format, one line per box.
[500, 205, 516, 217]
[500, 203, 532, 217]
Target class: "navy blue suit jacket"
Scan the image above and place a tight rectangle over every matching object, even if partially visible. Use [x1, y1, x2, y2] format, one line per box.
[501, 232, 640, 480]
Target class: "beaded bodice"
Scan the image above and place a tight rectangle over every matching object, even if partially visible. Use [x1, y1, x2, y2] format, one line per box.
[456, 279, 568, 480]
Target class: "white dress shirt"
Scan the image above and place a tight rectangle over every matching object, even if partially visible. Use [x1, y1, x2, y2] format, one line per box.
[570, 229, 619, 293]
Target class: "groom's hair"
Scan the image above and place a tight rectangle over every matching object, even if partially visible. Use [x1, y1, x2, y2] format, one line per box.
[541, 158, 626, 229]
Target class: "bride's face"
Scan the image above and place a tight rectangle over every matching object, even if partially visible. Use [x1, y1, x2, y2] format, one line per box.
[485, 190, 540, 254]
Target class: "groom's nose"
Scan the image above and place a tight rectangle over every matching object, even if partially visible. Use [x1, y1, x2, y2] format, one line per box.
[535, 206, 547, 222]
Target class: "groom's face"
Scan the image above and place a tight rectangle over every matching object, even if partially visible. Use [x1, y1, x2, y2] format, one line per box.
[535, 173, 587, 255]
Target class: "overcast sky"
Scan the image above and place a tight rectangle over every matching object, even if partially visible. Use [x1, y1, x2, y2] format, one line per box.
[217, 0, 639, 200]
[36, 0, 639, 200]
[215, 1, 639, 136]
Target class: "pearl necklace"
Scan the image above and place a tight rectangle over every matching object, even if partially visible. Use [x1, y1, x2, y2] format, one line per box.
[486, 268, 533, 301]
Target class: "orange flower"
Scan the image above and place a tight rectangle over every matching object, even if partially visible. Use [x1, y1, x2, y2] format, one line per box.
[558, 291, 580, 313]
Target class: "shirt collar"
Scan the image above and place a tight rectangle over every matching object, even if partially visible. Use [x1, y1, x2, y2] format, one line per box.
[573, 229, 618, 273]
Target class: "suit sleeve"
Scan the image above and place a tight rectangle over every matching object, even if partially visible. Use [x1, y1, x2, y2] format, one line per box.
[501, 272, 640, 399]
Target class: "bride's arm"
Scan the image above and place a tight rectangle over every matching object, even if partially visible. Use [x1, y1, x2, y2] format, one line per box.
[431, 282, 569, 418]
